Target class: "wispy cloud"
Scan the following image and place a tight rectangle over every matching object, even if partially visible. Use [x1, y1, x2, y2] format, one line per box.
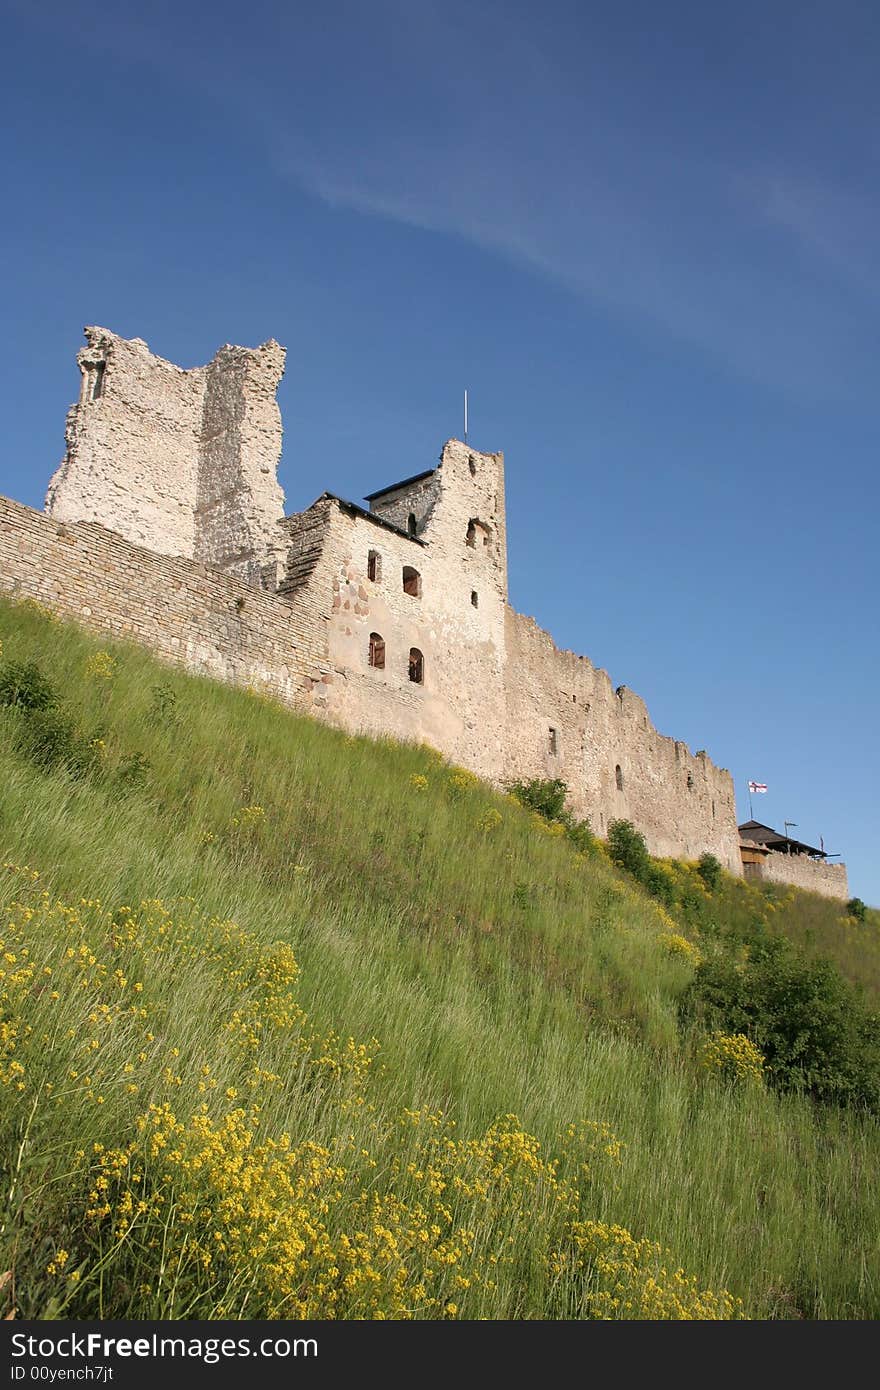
[12, 0, 879, 399]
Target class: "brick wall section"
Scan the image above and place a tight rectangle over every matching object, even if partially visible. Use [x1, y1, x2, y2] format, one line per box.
[747, 851, 849, 900]
[279, 501, 334, 595]
[0, 496, 327, 703]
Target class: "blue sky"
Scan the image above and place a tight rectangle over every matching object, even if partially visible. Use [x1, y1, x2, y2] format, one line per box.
[1, 1, 877, 900]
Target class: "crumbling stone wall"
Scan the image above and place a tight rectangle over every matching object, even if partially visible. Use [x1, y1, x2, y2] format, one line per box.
[748, 850, 849, 901]
[46, 328, 287, 586]
[0, 496, 327, 702]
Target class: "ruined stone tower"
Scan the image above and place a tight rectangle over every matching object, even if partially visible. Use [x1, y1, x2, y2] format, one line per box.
[46, 327, 288, 587]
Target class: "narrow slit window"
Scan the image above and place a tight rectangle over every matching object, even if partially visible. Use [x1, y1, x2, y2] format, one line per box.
[368, 632, 385, 670]
[687, 771, 695, 790]
[471, 590, 478, 607]
[468, 455, 477, 476]
[549, 727, 558, 755]
[91, 362, 106, 400]
[367, 550, 381, 582]
[615, 764, 624, 792]
[407, 513, 418, 536]
[408, 647, 424, 684]
[402, 565, 421, 597]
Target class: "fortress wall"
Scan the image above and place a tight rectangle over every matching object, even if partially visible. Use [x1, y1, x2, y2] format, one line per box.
[0, 496, 327, 704]
[753, 850, 849, 900]
[504, 609, 742, 871]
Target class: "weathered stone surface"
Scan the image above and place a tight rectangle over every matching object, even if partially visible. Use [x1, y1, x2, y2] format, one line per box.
[744, 850, 849, 900]
[46, 327, 287, 587]
[5, 324, 841, 888]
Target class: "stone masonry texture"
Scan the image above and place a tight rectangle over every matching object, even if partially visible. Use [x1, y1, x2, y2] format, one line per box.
[2, 325, 847, 896]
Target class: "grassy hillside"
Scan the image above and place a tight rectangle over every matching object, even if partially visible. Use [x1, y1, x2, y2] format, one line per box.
[0, 595, 878, 1319]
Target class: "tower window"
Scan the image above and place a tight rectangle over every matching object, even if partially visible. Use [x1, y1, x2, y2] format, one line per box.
[407, 513, 418, 537]
[615, 764, 624, 792]
[468, 455, 477, 476]
[471, 590, 478, 607]
[402, 565, 421, 597]
[91, 362, 106, 401]
[368, 632, 385, 669]
[549, 727, 558, 755]
[466, 518, 491, 549]
[367, 549, 381, 582]
[687, 771, 695, 790]
[409, 648, 424, 684]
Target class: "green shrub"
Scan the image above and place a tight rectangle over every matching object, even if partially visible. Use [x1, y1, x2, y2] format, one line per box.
[507, 777, 568, 822]
[10, 705, 78, 772]
[607, 820, 652, 880]
[697, 853, 722, 893]
[847, 898, 868, 923]
[683, 933, 880, 1111]
[507, 778, 596, 855]
[0, 659, 57, 712]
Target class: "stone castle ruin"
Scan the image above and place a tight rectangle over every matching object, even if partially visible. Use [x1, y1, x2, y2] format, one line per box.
[0, 327, 848, 898]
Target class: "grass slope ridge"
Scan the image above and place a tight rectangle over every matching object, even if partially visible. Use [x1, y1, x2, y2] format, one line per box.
[0, 596, 877, 1319]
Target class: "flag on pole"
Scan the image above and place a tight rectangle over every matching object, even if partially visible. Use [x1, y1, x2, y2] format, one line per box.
[748, 781, 768, 794]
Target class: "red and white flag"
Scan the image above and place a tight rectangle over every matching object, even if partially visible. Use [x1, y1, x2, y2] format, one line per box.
[748, 780, 768, 794]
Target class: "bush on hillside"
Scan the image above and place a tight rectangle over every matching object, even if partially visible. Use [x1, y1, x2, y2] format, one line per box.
[697, 853, 722, 893]
[683, 932, 880, 1111]
[507, 777, 596, 855]
[0, 659, 57, 712]
[606, 820, 676, 906]
[847, 897, 868, 923]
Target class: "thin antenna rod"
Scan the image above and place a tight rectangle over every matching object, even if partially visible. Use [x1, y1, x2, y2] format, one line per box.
[464, 389, 468, 444]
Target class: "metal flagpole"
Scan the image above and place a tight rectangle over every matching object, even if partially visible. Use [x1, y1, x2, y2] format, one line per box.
[748, 782, 753, 820]
[464, 389, 468, 444]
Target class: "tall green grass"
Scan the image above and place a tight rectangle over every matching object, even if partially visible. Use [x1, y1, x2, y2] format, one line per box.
[0, 596, 878, 1318]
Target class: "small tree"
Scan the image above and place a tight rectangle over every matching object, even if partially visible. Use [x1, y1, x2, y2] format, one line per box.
[697, 852, 722, 893]
[607, 820, 651, 879]
[847, 898, 867, 923]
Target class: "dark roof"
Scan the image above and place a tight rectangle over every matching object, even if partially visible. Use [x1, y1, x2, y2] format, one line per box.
[363, 468, 437, 502]
[314, 492, 425, 544]
[738, 820, 825, 858]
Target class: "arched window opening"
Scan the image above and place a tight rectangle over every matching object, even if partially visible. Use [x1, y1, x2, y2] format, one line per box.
[408, 648, 424, 684]
[367, 549, 381, 582]
[402, 565, 421, 597]
[548, 727, 558, 756]
[407, 513, 418, 537]
[368, 632, 385, 670]
[471, 590, 478, 608]
[615, 764, 624, 792]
